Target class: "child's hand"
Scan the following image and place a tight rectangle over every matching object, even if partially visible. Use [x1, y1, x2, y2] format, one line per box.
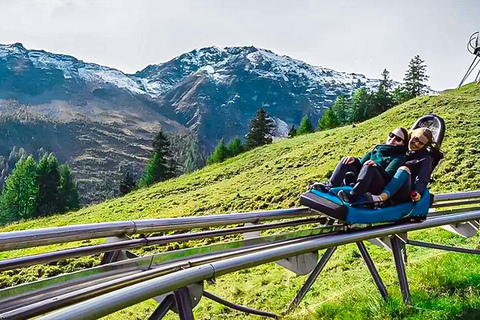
[364, 160, 377, 166]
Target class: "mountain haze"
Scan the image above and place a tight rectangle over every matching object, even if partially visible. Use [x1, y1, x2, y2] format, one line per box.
[0, 43, 385, 202]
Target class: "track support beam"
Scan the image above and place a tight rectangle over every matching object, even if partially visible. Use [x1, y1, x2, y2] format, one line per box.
[149, 295, 174, 320]
[391, 235, 411, 304]
[285, 247, 337, 314]
[204, 291, 279, 319]
[100, 235, 137, 265]
[174, 287, 194, 320]
[356, 241, 388, 301]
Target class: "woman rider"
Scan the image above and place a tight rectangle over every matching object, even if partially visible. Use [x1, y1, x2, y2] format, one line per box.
[365, 127, 434, 204]
[324, 127, 409, 203]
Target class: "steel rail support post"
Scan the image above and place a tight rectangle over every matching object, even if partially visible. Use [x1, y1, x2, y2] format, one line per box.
[100, 235, 137, 265]
[356, 241, 388, 301]
[173, 287, 195, 320]
[203, 291, 279, 319]
[285, 247, 337, 314]
[407, 239, 480, 254]
[459, 56, 480, 87]
[391, 235, 411, 305]
[149, 295, 174, 320]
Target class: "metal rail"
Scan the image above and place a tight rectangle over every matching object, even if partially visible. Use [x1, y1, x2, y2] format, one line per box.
[0, 230, 332, 319]
[0, 207, 314, 251]
[0, 191, 478, 252]
[407, 240, 480, 254]
[432, 190, 480, 201]
[37, 209, 480, 320]
[0, 217, 326, 272]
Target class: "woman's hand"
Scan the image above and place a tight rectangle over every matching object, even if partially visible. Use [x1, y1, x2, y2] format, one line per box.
[410, 191, 421, 202]
[364, 160, 377, 166]
[341, 156, 356, 164]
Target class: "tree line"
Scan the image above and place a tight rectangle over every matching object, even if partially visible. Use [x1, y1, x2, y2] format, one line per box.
[313, 55, 429, 132]
[207, 107, 276, 165]
[120, 55, 430, 195]
[0, 153, 79, 225]
[119, 107, 279, 195]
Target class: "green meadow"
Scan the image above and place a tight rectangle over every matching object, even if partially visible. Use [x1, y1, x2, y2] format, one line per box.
[2, 84, 480, 319]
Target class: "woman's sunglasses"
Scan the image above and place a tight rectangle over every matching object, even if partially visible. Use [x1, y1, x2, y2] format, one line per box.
[388, 132, 404, 143]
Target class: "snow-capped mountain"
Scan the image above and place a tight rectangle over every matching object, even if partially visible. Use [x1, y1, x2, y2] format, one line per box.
[0, 43, 387, 203]
[133, 46, 382, 100]
[0, 42, 144, 96]
[131, 46, 385, 149]
[0, 43, 186, 203]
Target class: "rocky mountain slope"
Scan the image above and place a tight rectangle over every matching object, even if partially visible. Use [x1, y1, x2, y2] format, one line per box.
[0, 43, 185, 202]
[0, 43, 384, 203]
[132, 46, 384, 148]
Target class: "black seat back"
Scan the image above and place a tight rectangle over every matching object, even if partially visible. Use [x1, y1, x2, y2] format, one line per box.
[411, 114, 446, 176]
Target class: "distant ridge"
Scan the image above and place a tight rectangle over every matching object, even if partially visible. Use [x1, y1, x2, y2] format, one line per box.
[0, 43, 386, 203]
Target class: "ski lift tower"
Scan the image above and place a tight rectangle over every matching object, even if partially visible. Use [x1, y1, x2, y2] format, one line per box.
[458, 31, 480, 87]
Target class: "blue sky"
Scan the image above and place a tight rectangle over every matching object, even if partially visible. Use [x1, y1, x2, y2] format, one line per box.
[0, 0, 479, 90]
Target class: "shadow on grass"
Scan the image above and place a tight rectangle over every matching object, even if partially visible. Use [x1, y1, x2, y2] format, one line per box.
[454, 308, 480, 320]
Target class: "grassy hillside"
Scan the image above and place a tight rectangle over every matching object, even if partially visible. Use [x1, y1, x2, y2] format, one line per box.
[2, 83, 480, 319]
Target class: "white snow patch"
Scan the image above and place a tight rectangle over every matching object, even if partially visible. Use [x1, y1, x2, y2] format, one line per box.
[78, 67, 144, 94]
[199, 65, 214, 74]
[138, 78, 170, 97]
[273, 117, 289, 137]
[0, 45, 25, 58]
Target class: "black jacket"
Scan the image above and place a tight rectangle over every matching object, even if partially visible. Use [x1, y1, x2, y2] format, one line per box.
[405, 149, 433, 194]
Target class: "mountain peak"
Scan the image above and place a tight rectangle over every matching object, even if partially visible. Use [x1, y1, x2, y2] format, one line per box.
[10, 42, 26, 49]
[0, 42, 28, 57]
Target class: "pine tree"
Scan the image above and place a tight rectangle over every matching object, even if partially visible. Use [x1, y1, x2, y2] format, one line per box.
[140, 130, 176, 186]
[379, 68, 393, 92]
[226, 136, 243, 158]
[245, 108, 276, 149]
[153, 130, 170, 157]
[317, 108, 340, 131]
[119, 171, 136, 195]
[351, 88, 371, 122]
[392, 86, 410, 105]
[288, 125, 297, 138]
[36, 153, 61, 216]
[208, 138, 228, 164]
[330, 95, 351, 125]
[183, 136, 200, 174]
[57, 164, 80, 212]
[139, 153, 163, 187]
[374, 68, 395, 114]
[154, 130, 176, 177]
[0, 146, 26, 193]
[403, 55, 429, 99]
[0, 156, 38, 223]
[297, 115, 314, 135]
